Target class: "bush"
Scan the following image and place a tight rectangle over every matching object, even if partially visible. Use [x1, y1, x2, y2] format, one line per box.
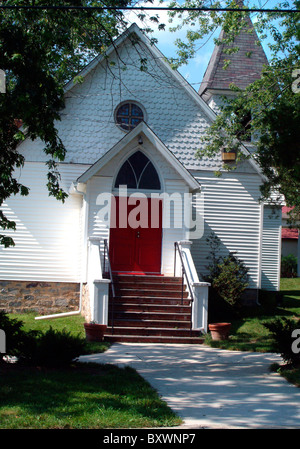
[281, 254, 298, 278]
[203, 234, 249, 316]
[0, 311, 87, 367]
[263, 318, 300, 366]
[212, 254, 249, 307]
[30, 327, 87, 367]
[0, 311, 38, 362]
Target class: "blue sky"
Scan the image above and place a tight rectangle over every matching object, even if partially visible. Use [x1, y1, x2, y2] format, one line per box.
[125, 0, 292, 89]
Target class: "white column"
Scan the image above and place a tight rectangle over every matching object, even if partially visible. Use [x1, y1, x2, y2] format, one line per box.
[93, 280, 110, 325]
[88, 238, 110, 324]
[191, 283, 210, 333]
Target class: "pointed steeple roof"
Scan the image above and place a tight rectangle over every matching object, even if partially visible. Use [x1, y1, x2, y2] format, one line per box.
[199, 14, 268, 100]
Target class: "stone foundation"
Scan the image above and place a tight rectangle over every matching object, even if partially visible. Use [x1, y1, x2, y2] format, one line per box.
[0, 280, 81, 315]
[81, 283, 91, 322]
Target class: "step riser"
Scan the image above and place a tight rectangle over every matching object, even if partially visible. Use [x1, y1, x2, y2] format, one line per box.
[104, 335, 204, 344]
[110, 298, 191, 306]
[109, 320, 191, 329]
[109, 312, 191, 321]
[105, 327, 197, 337]
[109, 305, 191, 314]
[112, 282, 185, 291]
[112, 290, 188, 299]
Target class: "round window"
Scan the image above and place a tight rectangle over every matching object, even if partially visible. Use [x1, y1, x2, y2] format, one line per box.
[115, 102, 144, 131]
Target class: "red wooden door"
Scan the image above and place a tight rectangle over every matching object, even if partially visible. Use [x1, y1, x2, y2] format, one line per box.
[109, 196, 162, 274]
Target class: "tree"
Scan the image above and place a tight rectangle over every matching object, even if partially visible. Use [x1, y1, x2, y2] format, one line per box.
[0, 0, 134, 247]
[169, 0, 300, 222]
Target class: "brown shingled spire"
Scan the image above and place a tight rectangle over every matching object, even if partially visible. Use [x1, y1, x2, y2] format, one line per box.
[199, 12, 268, 101]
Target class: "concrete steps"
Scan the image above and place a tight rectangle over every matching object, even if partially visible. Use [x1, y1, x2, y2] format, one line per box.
[104, 274, 204, 344]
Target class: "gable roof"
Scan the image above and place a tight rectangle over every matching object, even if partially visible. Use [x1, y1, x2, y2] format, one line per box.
[77, 121, 200, 191]
[199, 15, 268, 98]
[64, 23, 216, 123]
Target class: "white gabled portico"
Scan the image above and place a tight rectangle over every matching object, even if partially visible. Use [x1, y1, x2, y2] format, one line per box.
[70, 121, 209, 338]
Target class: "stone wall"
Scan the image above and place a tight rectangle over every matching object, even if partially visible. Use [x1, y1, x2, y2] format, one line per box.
[0, 280, 81, 315]
[81, 283, 91, 322]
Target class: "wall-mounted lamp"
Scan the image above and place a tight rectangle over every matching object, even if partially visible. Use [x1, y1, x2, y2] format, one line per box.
[138, 135, 143, 145]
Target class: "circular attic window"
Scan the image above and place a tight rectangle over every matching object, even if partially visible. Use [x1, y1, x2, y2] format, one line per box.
[115, 102, 144, 132]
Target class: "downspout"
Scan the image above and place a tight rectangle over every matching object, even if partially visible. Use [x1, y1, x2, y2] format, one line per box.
[256, 203, 264, 306]
[35, 182, 87, 321]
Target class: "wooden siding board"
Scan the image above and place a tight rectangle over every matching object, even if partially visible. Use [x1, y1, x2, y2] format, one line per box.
[0, 162, 86, 282]
[192, 172, 261, 289]
[261, 206, 281, 291]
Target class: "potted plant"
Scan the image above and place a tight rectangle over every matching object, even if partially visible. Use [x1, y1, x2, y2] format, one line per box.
[209, 322, 231, 341]
[84, 321, 107, 342]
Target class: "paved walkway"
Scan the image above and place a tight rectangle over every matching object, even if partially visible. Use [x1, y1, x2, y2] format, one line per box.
[79, 343, 300, 429]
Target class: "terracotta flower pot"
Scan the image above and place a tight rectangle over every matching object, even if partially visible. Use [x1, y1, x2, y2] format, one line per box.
[84, 323, 107, 342]
[209, 322, 231, 341]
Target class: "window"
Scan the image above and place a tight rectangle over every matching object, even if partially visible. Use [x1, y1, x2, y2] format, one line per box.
[115, 102, 144, 131]
[114, 151, 161, 190]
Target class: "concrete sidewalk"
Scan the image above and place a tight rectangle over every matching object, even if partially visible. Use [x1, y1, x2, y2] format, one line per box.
[79, 343, 300, 429]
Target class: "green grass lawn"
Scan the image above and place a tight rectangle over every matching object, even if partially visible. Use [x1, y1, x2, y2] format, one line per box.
[2, 278, 299, 428]
[206, 277, 300, 353]
[0, 362, 182, 429]
[9, 312, 110, 355]
[1, 312, 182, 429]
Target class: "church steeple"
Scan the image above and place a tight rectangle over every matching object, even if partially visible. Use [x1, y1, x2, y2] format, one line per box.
[199, 14, 268, 102]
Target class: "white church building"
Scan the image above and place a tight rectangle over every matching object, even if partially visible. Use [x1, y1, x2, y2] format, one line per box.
[0, 21, 282, 343]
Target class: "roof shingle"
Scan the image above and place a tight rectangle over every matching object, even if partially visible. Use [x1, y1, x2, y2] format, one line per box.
[199, 15, 268, 96]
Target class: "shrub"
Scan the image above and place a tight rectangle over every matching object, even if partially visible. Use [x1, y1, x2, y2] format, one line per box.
[263, 318, 300, 366]
[30, 327, 87, 367]
[203, 234, 249, 315]
[0, 311, 38, 362]
[0, 312, 87, 367]
[212, 254, 249, 307]
[281, 254, 298, 278]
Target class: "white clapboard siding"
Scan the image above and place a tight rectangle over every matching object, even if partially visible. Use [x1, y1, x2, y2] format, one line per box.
[261, 206, 282, 291]
[162, 179, 189, 275]
[191, 172, 262, 289]
[87, 175, 113, 266]
[0, 162, 88, 282]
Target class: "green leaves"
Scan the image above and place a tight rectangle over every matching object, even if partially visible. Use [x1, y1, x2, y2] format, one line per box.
[170, 0, 300, 219]
[0, 0, 132, 246]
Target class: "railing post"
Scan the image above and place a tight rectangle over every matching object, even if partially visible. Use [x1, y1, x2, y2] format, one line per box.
[103, 239, 106, 275]
[181, 264, 184, 305]
[103, 238, 115, 335]
[174, 240, 210, 333]
[174, 242, 177, 276]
